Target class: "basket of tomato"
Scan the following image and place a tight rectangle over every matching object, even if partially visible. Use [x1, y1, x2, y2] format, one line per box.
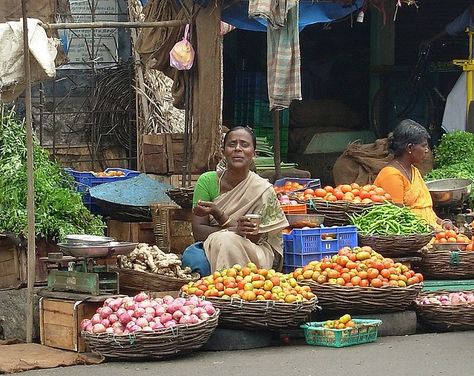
[420, 230, 474, 279]
[291, 183, 390, 226]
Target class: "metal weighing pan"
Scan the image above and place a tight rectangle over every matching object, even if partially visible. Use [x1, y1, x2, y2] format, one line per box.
[64, 234, 115, 245]
[425, 178, 472, 207]
[58, 241, 138, 258]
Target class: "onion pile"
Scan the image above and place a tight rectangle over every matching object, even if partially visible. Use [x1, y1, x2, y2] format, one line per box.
[417, 292, 474, 306]
[80, 292, 216, 335]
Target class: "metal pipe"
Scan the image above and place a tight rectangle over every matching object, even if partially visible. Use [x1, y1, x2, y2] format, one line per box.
[41, 20, 187, 30]
[21, 0, 36, 344]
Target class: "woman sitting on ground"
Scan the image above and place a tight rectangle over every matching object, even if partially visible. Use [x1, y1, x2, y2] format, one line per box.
[182, 126, 289, 276]
[374, 119, 454, 230]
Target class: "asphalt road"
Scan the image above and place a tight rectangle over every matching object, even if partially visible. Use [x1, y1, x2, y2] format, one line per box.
[20, 331, 474, 376]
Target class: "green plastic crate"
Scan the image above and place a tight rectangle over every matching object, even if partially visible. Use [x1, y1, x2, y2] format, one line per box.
[422, 280, 474, 292]
[301, 319, 382, 348]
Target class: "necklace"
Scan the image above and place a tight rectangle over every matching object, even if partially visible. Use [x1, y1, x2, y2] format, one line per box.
[395, 160, 411, 180]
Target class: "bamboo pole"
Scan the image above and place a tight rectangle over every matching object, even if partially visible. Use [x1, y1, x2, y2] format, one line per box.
[42, 20, 187, 30]
[272, 110, 281, 180]
[21, 0, 36, 344]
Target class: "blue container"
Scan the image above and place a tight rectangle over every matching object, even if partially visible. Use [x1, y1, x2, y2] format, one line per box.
[283, 225, 358, 273]
[65, 168, 140, 214]
[274, 178, 321, 191]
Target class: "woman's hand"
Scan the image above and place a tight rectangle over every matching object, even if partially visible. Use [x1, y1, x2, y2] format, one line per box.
[193, 200, 220, 218]
[438, 218, 458, 231]
[236, 216, 258, 237]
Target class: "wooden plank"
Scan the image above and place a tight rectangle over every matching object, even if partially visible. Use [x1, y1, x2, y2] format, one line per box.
[166, 133, 175, 173]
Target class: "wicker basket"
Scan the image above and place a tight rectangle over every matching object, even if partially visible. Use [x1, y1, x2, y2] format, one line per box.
[358, 232, 434, 258]
[187, 296, 318, 331]
[415, 291, 474, 331]
[420, 247, 474, 279]
[301, 199, 383, 226]
[114, 267, 197, 293]
[300, 281, 423, 313]
[166, 187, 195, 209]
[82, 310, 219, 359]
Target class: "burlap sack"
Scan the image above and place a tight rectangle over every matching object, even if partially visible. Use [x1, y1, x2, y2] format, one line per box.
[333, 138, 434, 186]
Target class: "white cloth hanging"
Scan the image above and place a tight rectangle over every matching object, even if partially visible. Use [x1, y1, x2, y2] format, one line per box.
[0, 18, 58, 102]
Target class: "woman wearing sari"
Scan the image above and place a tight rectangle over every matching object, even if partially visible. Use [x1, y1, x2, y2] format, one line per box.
[182, 126, 289, 275]
[374, 119, 455, 230]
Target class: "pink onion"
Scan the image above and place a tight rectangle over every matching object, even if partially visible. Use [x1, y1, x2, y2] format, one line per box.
[92, 323, 106, 333]
[123, 299, 136, 310]
[116, 307, 126, 316]
[107, 298, 122, 312]
[85, 323, 93, 333]
[139, 300, 152, 309]
[144, 314, 155, 323]
[142, 326, 153, 332]
[105, 327, 114, 334]
[104, 298, 114, 307]
[174, 297, 186, 305]
[204, 305, 216, 315]
[172, 310, 184, 321]
[130, 325, 142, 332]
[134, 292, 150, 302]
[133, 307, 146, 318]
[111, 322, 123, 330]
[192, 307, 205, 316]
[91, 313, 101, 325]
[160, 313, 173, 324]
[80, 319, 91, 330]
[166, 303, 181, 314]
[108, 313, 119, 324]
[189, 314, 200, 324]
[127, 309, 135, 317]
[180, 306, 192, 316]
[198, 300, 212, 307]
[199, 313, 210, 321]
[164, 320, 176, 328]
[136, 317, 149, 328]
[179, 315, 192, 324]
[99, 306, 113, 319]
[113, 327, 124, 335]
[126, 321, 136, 330]
[144, 307, 156, 316]
[119, 312, 133, 325]
[101, 319, 110, 328]
[162, 295, 174, 304]
[149, 322, 159, 330]
[154, 306, 166, 316]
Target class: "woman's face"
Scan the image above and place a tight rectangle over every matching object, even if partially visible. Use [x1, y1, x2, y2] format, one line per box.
[408, 139, 430, 164]
[223, 128, 255, 170]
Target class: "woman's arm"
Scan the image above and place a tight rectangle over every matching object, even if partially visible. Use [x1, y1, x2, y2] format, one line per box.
[375, 171, 406, 204]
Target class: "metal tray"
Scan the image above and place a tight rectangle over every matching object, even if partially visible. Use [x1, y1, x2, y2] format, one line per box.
[426, 178, 472, 207]
[64, 234, 115, 245]
[58, 241, 138, 258]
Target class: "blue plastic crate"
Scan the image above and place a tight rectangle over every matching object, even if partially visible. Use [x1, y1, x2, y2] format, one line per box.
[65, 168, 140, 214]
[283, 226, 358, 271]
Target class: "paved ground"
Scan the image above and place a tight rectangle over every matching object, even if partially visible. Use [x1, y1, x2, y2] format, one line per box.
[21, 331, 474, 376]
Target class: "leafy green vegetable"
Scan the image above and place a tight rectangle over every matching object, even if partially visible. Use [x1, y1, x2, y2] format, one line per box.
[434, 131, 474, 168]
[0, 105, 105, 241]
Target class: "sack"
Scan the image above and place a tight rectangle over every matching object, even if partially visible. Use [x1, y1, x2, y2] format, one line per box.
[169, 24, 194, 70]
[333, 138, 433, 186]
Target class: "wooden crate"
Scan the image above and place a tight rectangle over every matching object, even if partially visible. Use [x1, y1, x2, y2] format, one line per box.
[107, 220, 155, 245]
[142, 133, 186, 174]
[39, 297, 102, 352]
[0, 235, 52, 289]
[152, 205, 194, 254]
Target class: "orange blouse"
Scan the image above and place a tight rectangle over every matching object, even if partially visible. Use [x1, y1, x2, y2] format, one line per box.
[374, 166, 439, 229]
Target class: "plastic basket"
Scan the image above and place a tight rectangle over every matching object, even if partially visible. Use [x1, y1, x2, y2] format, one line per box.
[301, 319, 382, 348]
[274, 178, 321, 191]
[283, 226, 358, 273]
[65, 168, 140, 213]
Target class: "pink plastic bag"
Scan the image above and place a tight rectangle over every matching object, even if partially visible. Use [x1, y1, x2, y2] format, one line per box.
[170, 24, 195, 70]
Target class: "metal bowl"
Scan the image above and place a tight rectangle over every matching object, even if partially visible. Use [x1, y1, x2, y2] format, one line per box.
[425, 178, 472, 207]
[64, 234, 115, 245]
[286, 214, 325, 228]
[58, 241, 138, 258]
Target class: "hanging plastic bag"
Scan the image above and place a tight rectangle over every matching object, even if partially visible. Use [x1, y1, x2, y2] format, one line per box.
[170, 24, 195, 70]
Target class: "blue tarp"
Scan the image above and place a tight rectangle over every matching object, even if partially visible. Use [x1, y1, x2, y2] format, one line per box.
[222, 1, 364, 32]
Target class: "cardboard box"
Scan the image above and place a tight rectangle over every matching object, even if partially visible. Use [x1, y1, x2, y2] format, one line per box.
[40, 297, 102, 352]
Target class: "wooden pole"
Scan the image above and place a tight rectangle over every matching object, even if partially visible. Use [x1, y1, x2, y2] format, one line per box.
[21, 0, 36, 344]
[42, 20, 187, 30]
[272, 110, 281, 180]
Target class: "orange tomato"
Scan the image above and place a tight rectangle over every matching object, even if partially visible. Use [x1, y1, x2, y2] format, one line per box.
[351, 183, 360, 189]
[304, 188, 314, 196]
[446, 230, 457, 239]
[324, 186, 334, 193]
[370, 278, 383, 288]
[334, 190, 344, 200]
[435, 231, 446, 240]
[314, 188, 327, 197]
[341, 184, 352, 193]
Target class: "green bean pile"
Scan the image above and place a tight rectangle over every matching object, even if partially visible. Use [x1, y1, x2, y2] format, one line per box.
[349, 203, 432, 236]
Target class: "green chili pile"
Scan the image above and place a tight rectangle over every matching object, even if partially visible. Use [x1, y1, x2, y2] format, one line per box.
[349, 203, 432, 236]
[0, 106, 104, 241]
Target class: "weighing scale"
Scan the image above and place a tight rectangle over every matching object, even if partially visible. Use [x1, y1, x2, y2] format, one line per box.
[41, 235, 137, 296]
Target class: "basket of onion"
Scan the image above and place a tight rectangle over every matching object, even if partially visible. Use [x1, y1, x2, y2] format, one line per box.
[81, 292, 219, 360]
[415, 291, 474, 331]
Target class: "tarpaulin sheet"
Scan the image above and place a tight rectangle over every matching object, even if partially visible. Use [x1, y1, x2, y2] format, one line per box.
[223, 0, 363, 31]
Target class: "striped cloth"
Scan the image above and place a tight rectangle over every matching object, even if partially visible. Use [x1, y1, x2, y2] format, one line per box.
[249, 0, 301, 111]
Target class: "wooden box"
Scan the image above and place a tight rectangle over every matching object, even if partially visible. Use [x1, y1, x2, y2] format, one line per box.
[142, 133, 185, 175]
[39, 297, 102, 352]
[107, 220, 155, 245]
[151, 205, 194, 254]
[0, 235, 52, 289]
